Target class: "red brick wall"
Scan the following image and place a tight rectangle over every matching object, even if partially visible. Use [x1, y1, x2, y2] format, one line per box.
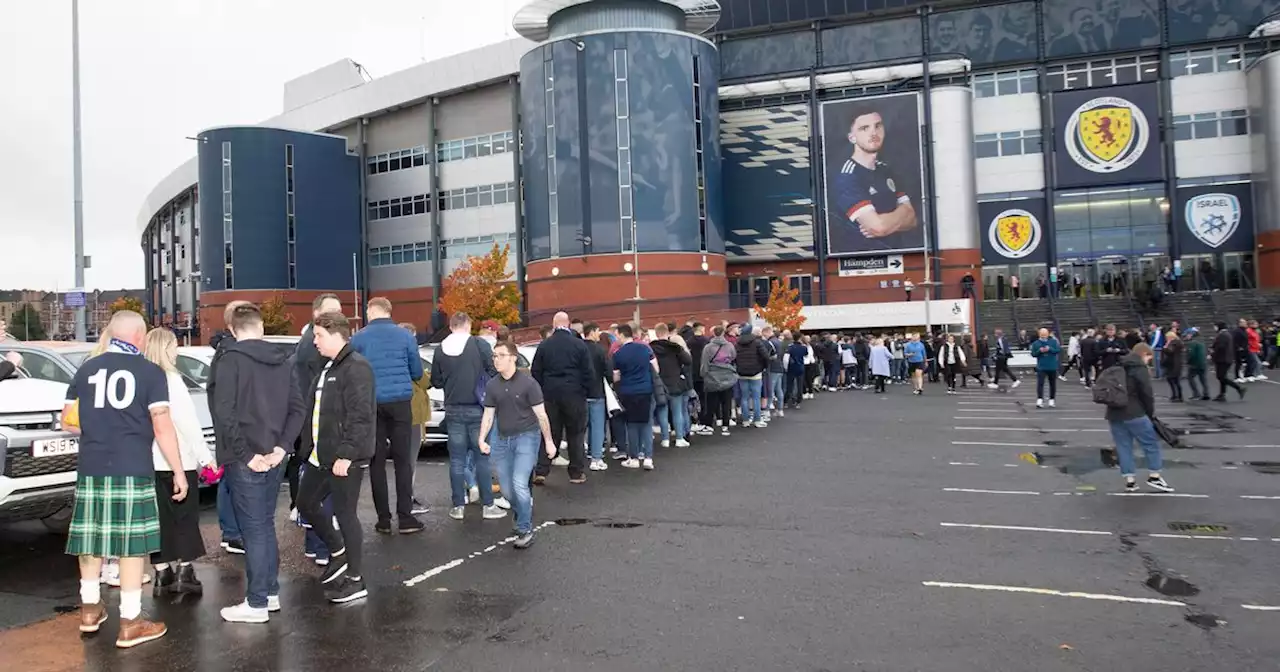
[728, 249, 981, 306]
[525, 253, 743, 328]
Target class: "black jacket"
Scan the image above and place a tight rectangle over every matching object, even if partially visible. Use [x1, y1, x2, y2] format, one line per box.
[1105, 353, 1155, 422]
[1232, 327, 1249, 353]
[1212, 329, 1235, 366]
[585, 340, 609, 399]
[734, 332, 770, 377]
[1162, 339, 1185, 378]
[688, 335, 710, 382]
[212, 339, 306, 466]
[0, 360, 15, 380]
[294, 324, 326, 401]
[300, 344, 377, 468]
[531, 329, 594, 399]
[1080, 336, 1097, 365]
[1095, 336, 1129, 369]
[650, 339, 692, 395]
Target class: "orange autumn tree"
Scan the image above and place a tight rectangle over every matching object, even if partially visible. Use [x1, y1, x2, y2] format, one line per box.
[259, 293, 294, 336]
[108, 295, 144, 315]
[754, 279, 806, 333]
[439, 243, 522, 328]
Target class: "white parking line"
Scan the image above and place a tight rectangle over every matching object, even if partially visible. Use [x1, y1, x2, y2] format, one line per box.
[953, 416, 1102, 421]
[1243, 604, 1280, 611]
[955, 426, 1109, 432]
[1241, 495, 1280, 500]
[940, 522, 1111, 536]
[943, 487, 1041, 495]
[403, 520, 558, 587]
[952, 441, 1047, 447]
[1106, 492, 1210, 498]
[921, 581, 1186, 606]
[948, 462, 981, 466]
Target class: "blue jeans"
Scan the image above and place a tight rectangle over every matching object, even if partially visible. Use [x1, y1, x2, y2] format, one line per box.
[667, 392, 690, 439]
[1109, 416, 1162, 476]
[738, 377, 763, 423]
[625, 422, 653, 459]
[1152, 348, 1164, 378]
[464, 449, 477, 490]
[446, 406, 493, 507]
[586, 398, 606, 460]
[491, 430, 540, 534]
[654, 401, 669, 440]
[768, 372, 785, 410]
[226, 462, 282, 609]
[217, 477, 240, 542]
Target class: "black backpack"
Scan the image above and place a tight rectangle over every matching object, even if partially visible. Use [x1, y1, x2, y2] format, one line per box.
[1092, 365, 1129, 409]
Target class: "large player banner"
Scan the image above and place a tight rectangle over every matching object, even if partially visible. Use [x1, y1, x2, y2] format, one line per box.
[819, 93, 926, 257]
[1052, 82, 1163, 188]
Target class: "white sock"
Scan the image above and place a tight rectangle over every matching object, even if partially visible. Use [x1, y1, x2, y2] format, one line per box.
[120, 590, 142, 620]
[80, 579, 101, 605]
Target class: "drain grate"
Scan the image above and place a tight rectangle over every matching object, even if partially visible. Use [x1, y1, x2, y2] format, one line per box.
[1168, 522, 1229, 534]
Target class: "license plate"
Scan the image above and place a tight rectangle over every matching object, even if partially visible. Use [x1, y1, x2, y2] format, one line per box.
[32, 438, 79, 458]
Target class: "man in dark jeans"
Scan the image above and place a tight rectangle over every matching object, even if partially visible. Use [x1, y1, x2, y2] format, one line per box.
[212, 304, 305, 624]
[208, 300, 251, 555]
[351, 297, 424, 534]
[298, 312, 377, 604]
[430, 312, 504, 522]
[531, 311, 594, 484]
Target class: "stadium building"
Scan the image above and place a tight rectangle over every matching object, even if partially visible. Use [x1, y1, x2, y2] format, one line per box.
[138, 0, 1280, 338]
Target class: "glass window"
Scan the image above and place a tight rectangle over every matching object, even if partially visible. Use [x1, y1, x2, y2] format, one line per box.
[1221, 110, 1249, 137]
[995, 71, 1020, 96]
[974, 73, 996, 98]
[494, 186, 508, 205]
[1019, 70, 1037, 94]
[464, 138, 477, 159]
[1169, 52, 1189, 77]
[1191, 112, 1218, 139]
[1187, 49, 1214, 75]
[1045, 67, 1066, 92]
[478, 185, 494, 207]
[477, 137, 492, 157]
[1113, 59, 1139, 84]
[1217, 46, 1243, 72]
[451, 192, 465, 210]
[464, 187, 479, 208]
[1172, 115, 1193, 141]
[998, 131, 1022, 156]
[975, 134, 999, 159]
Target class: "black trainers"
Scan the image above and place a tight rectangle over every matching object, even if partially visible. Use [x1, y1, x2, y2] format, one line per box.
[1146, 476, 1174, 492]
[320, 557, 349, 584]
[513, 532, 535, 549]
[398, 516, 425, 534]
[374, 520, 393, 535]
[324, 576, 368, 604]
[1124, 479, 1138, 492]
[221, 539, 245, 555]
[410, 499, 430, 515]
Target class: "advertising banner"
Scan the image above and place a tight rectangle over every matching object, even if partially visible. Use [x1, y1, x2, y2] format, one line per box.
[819, 93, 926, 257]
[1052, 82, 1163, 189]
[978, 199, 1049, 265]
[837, 255, 905, 277]
[1175, 183, 1255, 255]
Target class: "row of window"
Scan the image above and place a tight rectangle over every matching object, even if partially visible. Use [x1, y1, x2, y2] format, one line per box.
[614, 49, 634, 253]
[975, 129, 1041, 159]
[1172, 110, 1249, 141]
[729, 276, 813, 310]
[974, 108, 1247, 159]
[367, 233, 517, 268]
[285, 144, 296, 290]
[546, 54, 561, 256]
[366, 182, 518, 222]
[975, 44, 1263, 101]
[221, 141, 234, 290]
[366, 131, 517, 175]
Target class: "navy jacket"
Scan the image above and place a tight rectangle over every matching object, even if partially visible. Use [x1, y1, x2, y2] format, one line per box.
[351, 318, 423, 404]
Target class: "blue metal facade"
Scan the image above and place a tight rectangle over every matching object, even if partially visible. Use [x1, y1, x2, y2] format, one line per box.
[197, 127, 360, 293]
[519, 30, 723, 262]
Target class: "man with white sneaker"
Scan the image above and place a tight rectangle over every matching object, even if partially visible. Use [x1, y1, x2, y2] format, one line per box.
[1029, 328, 1061, 409]
[650, 324, 693, 448]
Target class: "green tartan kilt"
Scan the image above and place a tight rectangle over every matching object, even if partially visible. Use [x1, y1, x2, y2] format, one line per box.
[65, 475, 162, 558]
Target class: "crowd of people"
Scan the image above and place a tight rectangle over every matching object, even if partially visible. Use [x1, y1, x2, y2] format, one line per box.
[48, 289, 1279, 649]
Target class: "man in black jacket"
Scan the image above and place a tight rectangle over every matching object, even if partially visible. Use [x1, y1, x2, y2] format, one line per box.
[297, 312, 376, 605]
[208, 300, 250, 554]
[531, 312, 593, 484]
[1079, 328, 1097, 387]
[1213, 322, 1246, 401]
[734, 323, 770, 427]
[289, 293, 342, 513]
[651, 324, 693, 447]
[687, 323, 710, 432]
[212, 303, 306, 624]
[1095, 324, 1129, 370]
[583, 323, 610, 470]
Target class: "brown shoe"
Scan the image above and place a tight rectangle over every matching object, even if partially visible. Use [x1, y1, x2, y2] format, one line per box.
[116, 617, 167, 649]
[79, 602, 107, 633]
[569, 474, 587, 484]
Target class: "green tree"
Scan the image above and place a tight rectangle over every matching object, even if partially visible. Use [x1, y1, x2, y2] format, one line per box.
[10, 303, 46, 341]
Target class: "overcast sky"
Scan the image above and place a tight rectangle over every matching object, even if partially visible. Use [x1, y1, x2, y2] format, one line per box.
[0, 0, 519, 291]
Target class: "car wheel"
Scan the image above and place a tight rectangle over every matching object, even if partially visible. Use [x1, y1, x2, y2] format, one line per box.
[42, 505, 73, 533]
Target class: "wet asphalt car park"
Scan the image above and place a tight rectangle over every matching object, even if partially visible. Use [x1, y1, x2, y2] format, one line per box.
[3, 377, 1280, 671]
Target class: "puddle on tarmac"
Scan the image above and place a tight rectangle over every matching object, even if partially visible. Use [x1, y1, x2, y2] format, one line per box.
[1184, 613, 1223, 630]
[553, 518, 591, 526]
[1145, 571, 1200, 598]
[595, 522, 644, 529]
[1224, 461, 1280, 475]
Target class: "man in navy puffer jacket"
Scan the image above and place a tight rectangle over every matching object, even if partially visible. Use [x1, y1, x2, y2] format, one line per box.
[351, 297, 425, 533]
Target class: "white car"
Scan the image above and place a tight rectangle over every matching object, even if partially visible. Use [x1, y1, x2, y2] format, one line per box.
[0, 368, 79, 530]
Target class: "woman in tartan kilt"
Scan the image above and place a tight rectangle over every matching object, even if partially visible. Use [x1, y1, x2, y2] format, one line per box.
[62, 311, 190, 649]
